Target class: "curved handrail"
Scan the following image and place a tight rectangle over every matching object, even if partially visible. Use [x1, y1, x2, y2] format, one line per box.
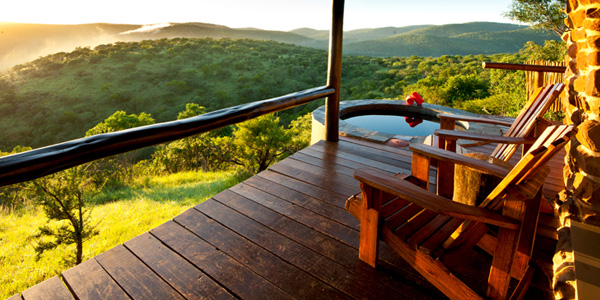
[482, 62, 566, 73]
[0, 86, 334, 187]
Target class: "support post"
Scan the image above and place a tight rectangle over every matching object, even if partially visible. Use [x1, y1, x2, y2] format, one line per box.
[438, 117, 456, 198]
[325, 0, 344, 142]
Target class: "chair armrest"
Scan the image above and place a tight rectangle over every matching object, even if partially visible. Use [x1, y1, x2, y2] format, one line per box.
[409, 143, 510, 178]
[438, 114, 514, 127]
[354, 168, 518, 229]
[435, 129, 536, 144]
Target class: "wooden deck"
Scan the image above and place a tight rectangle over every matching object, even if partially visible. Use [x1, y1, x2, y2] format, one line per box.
[14, 137, 564, 300]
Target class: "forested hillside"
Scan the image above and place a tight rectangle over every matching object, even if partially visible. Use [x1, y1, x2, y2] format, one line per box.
[0, 37, 561, 151]
[0, 22, 315, 70]
[0, 21, 559, 70]
[344, 25, 559, 57]
[290, 24, 431, 42]
[0, 38, 328, 149]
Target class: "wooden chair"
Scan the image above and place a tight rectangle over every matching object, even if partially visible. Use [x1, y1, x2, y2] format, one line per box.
[347, 125, 576, 300]
[432, 83, 564, 198]
[435, 83, 564, 162]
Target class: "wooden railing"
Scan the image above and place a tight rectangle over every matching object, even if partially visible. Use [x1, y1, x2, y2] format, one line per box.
[0, 0, 346, 189]
[483, 61, 567, 111]
[0, 86, 334, 187]
[482, 62, 566, 73]
[0, 0, 346, 188]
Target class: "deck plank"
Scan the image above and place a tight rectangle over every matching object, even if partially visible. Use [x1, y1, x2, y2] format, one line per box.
[334, 140, 413, 170]
[310, 142, 409, 174]
[249, 164, 438, 287]
[22, 276, 74, 300]
[243, 175, 360, 229]
[124, 233, 235, 300]
[340, 137, 413, 155]
[230, 183, 358, 247]
[225, 182, 436, 293]
[296, 148, 397, 180]
[257, 170, 349, 207]
[198, 196, 439, 299]
[174, 207, 352, 300]
[268, 159, 360, 194]
[151, 219, 295, 300]
[62, 258, 129, 300]
[307, 142, 437, 185]
[289, 151, 358, 178]
[95, 245, 185, 300]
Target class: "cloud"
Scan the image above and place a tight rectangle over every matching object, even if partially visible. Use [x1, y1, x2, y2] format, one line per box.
[120, 23, 172, 35]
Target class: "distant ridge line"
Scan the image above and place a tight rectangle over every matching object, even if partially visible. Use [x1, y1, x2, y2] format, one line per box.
[0, 21, 559, 70]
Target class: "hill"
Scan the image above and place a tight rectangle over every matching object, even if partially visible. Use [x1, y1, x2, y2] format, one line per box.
[121, 22, 313, 45]
[0, 39, 331, 150]
[0, 36, 530, 151]
[343, 23, 559, 57]
[289, 22, 558, 57]
[401, 22, 525, 37]
[0, 21, 559, 71]
[0, 22, 317, 71]
[290, 25, 431, 42]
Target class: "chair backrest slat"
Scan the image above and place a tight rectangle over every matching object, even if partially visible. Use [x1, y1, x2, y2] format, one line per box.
[491, 83, 564, 161]
[492, 86, 549, 159]
[518, 126, 576, 184]
[505, 86, 550, 138]
[481, 125, 575, 209]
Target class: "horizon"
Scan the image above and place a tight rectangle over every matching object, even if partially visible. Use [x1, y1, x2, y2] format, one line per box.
[2, 0, 518, 31]
[0, 20, 525, 33]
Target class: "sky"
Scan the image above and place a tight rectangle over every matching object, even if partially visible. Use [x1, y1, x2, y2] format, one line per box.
[1, 0, 518, 31]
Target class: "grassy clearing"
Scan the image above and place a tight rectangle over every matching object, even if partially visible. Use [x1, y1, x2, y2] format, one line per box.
[0, 170, 242, 299]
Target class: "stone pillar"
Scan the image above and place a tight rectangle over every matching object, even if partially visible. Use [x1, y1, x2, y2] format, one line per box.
[555, 0, 600, 298]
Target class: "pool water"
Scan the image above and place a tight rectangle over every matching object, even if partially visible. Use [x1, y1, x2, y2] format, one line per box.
[343, 114, 440, 136]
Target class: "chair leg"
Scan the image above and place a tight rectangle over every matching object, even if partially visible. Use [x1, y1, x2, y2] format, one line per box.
[358, 183, 382, 268]
[509, 266, 535, 300]
[359, 207, 380, 268]
[487, 226, 519, 299]
[488, 195, 526, 299]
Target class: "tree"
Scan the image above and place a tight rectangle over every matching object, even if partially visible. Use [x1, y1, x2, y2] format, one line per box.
[152, 103, 232, 173]
[0, 78, 16, 104]
[442, 74, 491, 105]
[177, 102, 206, 119]
[519, 40, 567, 62]
[504, 0, 568, 36]
[85, 111, 156, 184]
[31, 165, 101, 265]
[228, 114, 291, 174]
[0, 146, 33, 210]
[85, 111, 155, 136]
[286, 113, 312, 153]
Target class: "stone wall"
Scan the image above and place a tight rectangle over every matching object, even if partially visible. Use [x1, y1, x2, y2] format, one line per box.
[555, 0, 600, 298]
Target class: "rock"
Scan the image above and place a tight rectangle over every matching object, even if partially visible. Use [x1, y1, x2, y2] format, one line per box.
[585, 69, 600, 97]
[574, 144, 600, 177]
[576, 119, 600, 151]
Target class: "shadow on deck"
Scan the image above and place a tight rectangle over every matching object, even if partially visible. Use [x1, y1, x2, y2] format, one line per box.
[15, 137, 563, 299]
